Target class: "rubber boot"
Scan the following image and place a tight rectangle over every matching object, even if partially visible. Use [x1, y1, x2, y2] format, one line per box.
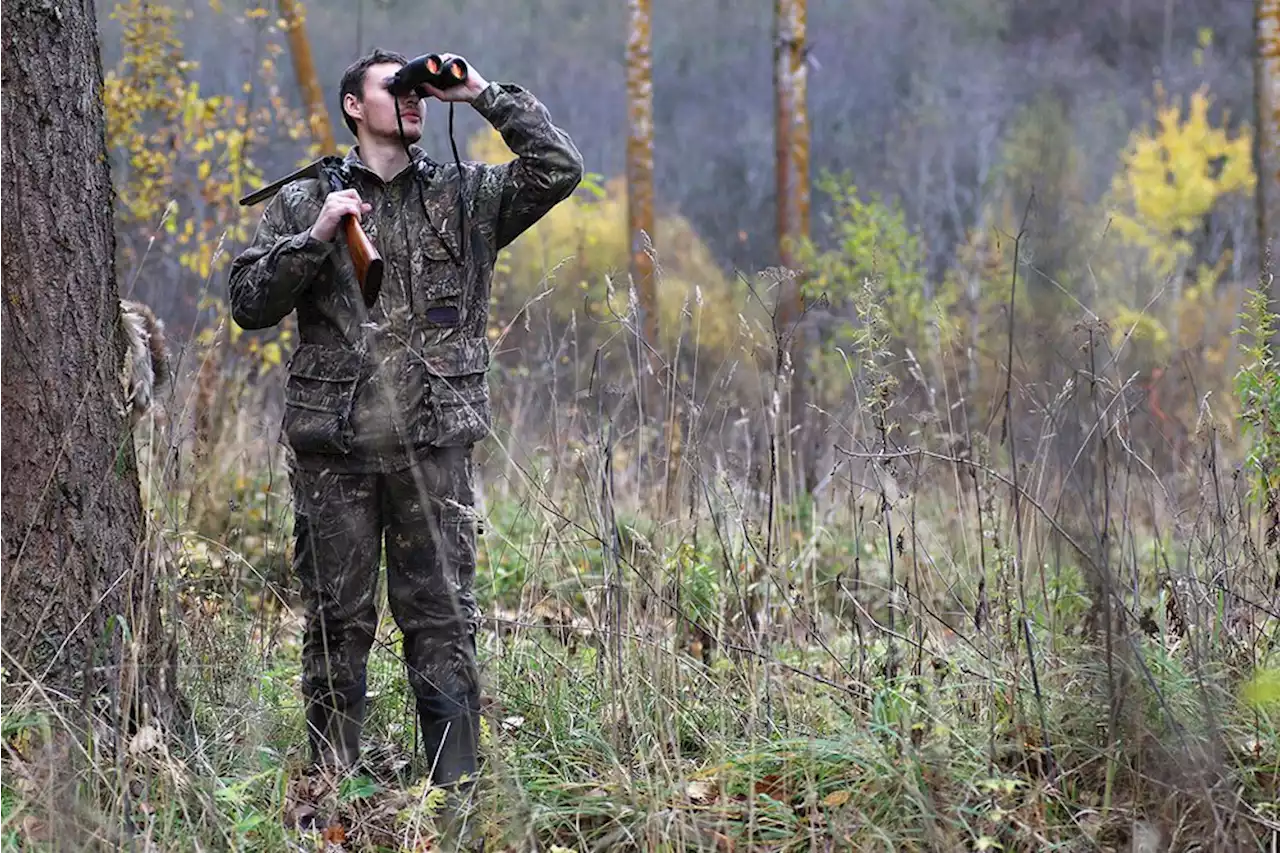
[287, 681, 367, 834]
[418, 691, 481, 851]
[306, 679, 368, 772]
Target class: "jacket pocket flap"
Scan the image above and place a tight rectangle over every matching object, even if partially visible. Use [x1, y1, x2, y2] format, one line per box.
[421, 232, 460, 261]
[419, 338, 490, 378]
[287, 344, 364, 382]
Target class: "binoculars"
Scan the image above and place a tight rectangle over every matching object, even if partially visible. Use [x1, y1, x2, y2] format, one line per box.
[385, 53, 469, 97]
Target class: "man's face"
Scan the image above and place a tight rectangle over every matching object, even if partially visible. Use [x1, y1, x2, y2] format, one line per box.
[346, 61, 424, 143]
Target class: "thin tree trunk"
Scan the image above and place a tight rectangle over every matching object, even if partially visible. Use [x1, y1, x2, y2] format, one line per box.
[775, 0, 812, 496]
[279, 0, 337, 154]
[626, 0, 663, 485]
[1257, 0, 1280, 354]
[775, 0, 810, 274]
[1, 0, 175, 737]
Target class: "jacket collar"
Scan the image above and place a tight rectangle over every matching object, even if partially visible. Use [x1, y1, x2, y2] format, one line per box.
[341, 143, 438, 183]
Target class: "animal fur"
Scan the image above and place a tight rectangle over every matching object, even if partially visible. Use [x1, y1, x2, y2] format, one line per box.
[120, 299, 170, 426]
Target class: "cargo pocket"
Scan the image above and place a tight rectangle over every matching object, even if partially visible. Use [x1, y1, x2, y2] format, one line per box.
[417, 338, 492, 447]
[411, 220, 464, 328]
[282, 344, 363, 455]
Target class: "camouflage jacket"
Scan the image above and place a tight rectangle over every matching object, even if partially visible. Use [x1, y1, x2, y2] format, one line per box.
[228, 82, 583, 472]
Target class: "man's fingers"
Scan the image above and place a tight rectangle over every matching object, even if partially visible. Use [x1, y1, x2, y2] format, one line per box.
[327, 195, 368, 218]
[329, 189, 363, 205]
[321, 190, 372, 224]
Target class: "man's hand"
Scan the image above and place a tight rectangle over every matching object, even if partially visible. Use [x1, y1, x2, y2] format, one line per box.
[421, 53, 489, 103]
[309, 189, 372, 243]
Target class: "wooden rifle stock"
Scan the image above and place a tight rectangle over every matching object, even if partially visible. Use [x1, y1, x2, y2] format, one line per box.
[342, 215, 383, 308]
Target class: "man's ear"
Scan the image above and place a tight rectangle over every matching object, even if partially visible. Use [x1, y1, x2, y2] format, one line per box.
[343, 92, 363, 126]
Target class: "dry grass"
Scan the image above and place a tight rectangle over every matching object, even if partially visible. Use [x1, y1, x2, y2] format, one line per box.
[4, 257, 1280, 852]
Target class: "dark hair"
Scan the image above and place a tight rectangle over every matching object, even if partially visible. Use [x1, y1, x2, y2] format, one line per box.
[338, 48, 409, 137]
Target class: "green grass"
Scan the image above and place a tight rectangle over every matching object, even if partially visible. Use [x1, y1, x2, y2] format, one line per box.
[7, 459, 1280, 852]
[6, 269, 1280, 851]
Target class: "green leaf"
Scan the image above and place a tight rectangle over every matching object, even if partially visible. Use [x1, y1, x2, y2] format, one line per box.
[1242, 669, 1280, 710]
[339, 775, 377, 802]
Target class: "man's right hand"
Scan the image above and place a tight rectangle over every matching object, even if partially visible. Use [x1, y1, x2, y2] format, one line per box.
[310, 189, 372, 243]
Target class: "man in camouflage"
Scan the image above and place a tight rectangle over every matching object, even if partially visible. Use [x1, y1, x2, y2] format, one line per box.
[228, 47, 582, 810]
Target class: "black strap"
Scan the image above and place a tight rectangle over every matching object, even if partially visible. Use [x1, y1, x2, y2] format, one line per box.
[395, 102, 465, 269]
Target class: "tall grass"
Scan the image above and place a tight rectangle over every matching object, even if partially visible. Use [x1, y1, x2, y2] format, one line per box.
[4, 249, 1280, 852]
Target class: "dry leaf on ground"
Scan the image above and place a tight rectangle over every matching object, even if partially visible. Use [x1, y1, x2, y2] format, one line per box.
[687, 779, 719, 805]
[753, 774, 788, 802]
[822, 790, 851, 807]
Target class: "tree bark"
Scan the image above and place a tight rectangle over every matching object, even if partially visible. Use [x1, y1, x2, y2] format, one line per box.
[775, 0, 810, 276]
[626, 0, 657, 352]
[279, 0, 337, 154]
[626, 0, 666, 494]
[774, 0, 814, 497]
[1257, 0, 1280, 353]
[1, 0, 174, 730]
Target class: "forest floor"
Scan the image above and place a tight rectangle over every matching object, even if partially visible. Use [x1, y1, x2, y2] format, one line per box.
[6, 435, 1280, 852]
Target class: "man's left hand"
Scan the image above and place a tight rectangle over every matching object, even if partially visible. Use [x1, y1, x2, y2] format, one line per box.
[422, 53, 489, 103]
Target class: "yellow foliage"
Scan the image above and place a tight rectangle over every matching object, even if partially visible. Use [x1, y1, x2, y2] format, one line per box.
[467, 127, 760, 368]
[104, 0, 312, 379]
[1241, 668, 1280, 710]
[1109, 306, 1169, 351]
[1091, 83, 1257, 368]
[1108, 85, 1254, 278]
[467, 125, 519, 166]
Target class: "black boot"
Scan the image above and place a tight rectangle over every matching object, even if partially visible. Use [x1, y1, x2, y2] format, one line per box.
[305, 678, 368, 772]
[418, 691, 481, 849]
[417, 690, 480, 785]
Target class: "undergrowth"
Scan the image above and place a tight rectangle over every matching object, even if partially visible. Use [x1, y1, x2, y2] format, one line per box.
[4, 259, 1280, 852]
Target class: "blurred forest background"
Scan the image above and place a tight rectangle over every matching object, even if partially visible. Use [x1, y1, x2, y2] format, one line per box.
[98, 0, 1267, 498]
[6, 0, 1280, 848]
[102, 0, 1257, 284]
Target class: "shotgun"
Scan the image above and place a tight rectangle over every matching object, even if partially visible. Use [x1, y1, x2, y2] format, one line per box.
[239, 157, 384, 308]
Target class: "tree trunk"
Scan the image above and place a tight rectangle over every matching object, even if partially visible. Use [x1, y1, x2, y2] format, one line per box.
[626, 0, 657, 348]
[625, 0, 665, 493]
[775, 0, 810, 275]
[1257, 0, 1280, 354]
[279, 0, 337, 154]
[1, 0, 175, 731]
[774, 0, 814, 498]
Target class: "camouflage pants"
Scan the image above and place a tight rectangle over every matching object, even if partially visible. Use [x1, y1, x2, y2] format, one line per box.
[289, 445, 481, 778]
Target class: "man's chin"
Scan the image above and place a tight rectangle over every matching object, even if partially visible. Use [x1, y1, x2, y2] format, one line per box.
[378, 122, 422, 143]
